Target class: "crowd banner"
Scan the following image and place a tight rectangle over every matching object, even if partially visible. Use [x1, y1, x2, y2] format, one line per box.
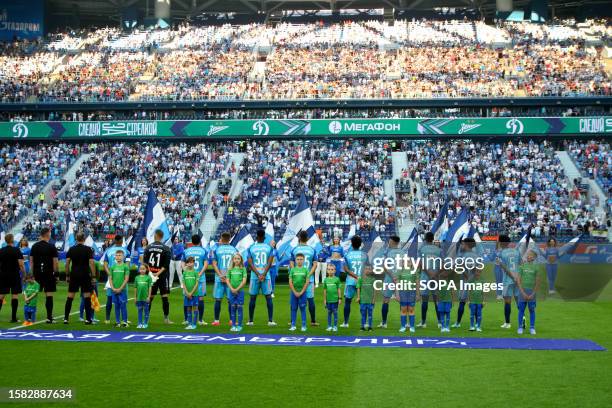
[1, 117, 611, 140]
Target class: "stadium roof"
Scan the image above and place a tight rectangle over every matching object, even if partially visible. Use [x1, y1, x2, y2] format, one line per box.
[47, 0, 609, 25]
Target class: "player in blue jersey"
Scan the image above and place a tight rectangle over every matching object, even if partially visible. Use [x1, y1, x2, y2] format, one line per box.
[492, 244, 504, 300]
[246, 229, 276, 326]
[170, 236, 185, 289]
[269, 241, 279, 297]
[182, 234, 209, 326]
[378, 236, 401, 328]
[496, 234, 521, 329]
[102, 235, 130, 324]
[210, 232, 237, 326]
[19, 237, 30, 278]
[452, 238, 478, 328]
[327, 237, 345, 278]
[290, 230, 320, 326]
[417, 232, 442, 328]
[340, 235, 366, 328]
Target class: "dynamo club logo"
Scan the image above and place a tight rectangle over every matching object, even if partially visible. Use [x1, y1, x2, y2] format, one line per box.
[505, 118, 524, 135]
[328, 120, 342, 135]
[252, 120, 269, 136]
[12, 123, 29, 138]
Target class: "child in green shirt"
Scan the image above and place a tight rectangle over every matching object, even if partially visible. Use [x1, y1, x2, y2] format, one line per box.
[22, 275, 40, 326]
[109, 251, 130, 327]
[227, 253, 247, 332]
[322, 263, 341, 332]
[289, 253, 309, 331]
[134, 265, 152, 329]
[356, 265, 376, 331]
[517, 250, 541, 335]
[182, 257, 200, 330]
[469, 269, 485, 332]
[437, 270, 454, 333]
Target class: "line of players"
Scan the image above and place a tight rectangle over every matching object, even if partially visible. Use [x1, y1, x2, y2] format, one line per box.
[0, 227, 541, 335]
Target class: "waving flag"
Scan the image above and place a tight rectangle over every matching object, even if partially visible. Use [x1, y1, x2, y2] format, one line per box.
[231, 226, 255, 259]
[264, 221, 275, 244]
[445, 207, 470, 243]
[406, 227, 420, 258]
[277, 192, 322, 263]
[466, 225, 482, 242]
[63, 212, 76, 252]
[0, 223, 5, 247]
[431, 202, 449, 240]
[142, 188, 171, 244]
[341, 224, 357, 251]
[84, 235, 100, 255]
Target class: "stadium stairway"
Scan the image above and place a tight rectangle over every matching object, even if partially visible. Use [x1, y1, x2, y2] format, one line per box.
[391, 151, 416, 240]
[556, 151, 608, 222]
[198, 180, 220, 241]
[9, 152, 91, 235]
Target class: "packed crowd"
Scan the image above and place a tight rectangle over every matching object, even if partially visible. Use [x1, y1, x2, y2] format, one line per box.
[19, 143, 233, 240]
[0, 144, 79, 233]
[399, 140, 604, 238]
[223, 141, 395, 242]
[567, 140, 611, 196]
[0, 19, 609, 102]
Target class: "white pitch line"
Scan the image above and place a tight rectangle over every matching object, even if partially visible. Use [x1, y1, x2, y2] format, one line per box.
[7, 286, 182, 330]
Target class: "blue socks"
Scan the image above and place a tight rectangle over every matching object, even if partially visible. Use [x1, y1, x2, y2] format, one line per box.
[265, 296, 274, 322]
[248, 296, 257, 322]
[299, 304, 307, 328]
[307, 297, 316, 323]
[237, 305, 243, 327]
[400, 314, 407, 328]
[421, 299, 428, 324]
[381, 303, 389, 324]
[291, 306, 297, 326]
[457, 301, 465, 324]
[409, 315, 415, 328]
[198, 300, 204, 323]
[504, 302, 511, 324]
[214, 300, 221, 321]
[343, 297, 352, 323]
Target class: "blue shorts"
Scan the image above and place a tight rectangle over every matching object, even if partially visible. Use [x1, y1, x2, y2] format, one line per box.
[382, 279, 394, 299]
[105, 287, 113, 297]
[229, 290, 245, 305]
[213, 281, 229, 299]
[111, 290, 127, 304]
[344, 285, 356, 299]
[24, 305, 36, 314]
[503, 282, 519, 298]
[458, 288, 469, 301]
[326, 302, 338, 312]
[197, 281, 207, 297]
[184, 295, 198, 307]
[290, 291, 307, 308]
[399, 290, 416, 305]
[305, 281, 314, 299]
[359, 303, 374, 314]
[249, 279, 272, 296]
[437, 301, 452, 313]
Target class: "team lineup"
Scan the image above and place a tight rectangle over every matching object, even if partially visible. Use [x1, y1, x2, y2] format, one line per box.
[0, 226, 547, 335]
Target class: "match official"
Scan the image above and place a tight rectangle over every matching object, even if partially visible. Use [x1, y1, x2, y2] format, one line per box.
[64, 232, 97, 324]
[30, 228, 59, 323]
[0, 234, 26, 322]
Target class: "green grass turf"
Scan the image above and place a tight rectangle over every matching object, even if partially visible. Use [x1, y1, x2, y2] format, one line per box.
[1, 266, 611, 408]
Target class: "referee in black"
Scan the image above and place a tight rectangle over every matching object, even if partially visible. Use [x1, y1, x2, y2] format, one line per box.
[144, 229, 173, 324]
[0, 234, 26, 322]
[30, 227, 59, 323]
[64, 232, 97, 324]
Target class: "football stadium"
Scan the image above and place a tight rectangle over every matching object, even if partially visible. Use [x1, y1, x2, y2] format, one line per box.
[0, 0, 611, 406]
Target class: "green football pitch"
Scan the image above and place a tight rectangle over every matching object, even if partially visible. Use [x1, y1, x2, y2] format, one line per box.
[1, 277, 611, 408]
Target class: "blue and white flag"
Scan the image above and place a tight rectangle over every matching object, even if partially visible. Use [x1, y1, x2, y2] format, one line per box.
[277, 192, 322, 263]
[84, 235, 100, 255]
[142, 188, 171, 245]
[231, 226, 255, 259]
[406, 227, 420, 258]
[445, 207, 470, 243]
[341, 224, 357, 251]
[466, 225, 482, 242]
[264, 221, 275, 245]
[63, 212, 77, 252]
[431, 202, 449, 241]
